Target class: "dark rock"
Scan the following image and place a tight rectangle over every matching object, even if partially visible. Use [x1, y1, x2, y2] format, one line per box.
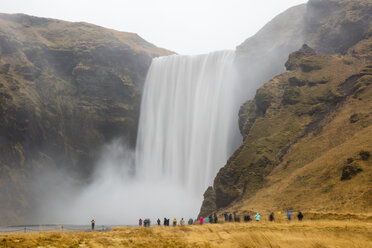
[349, 113, 360, 123]
[238, 100, 257, 138]
[198, 187, 217, 219]
[289, 77, 308, 87]
[299, 59, 322, 72]
[255, 89, 273, 115]
[360, 65, 372, 76]
[285, 44, 317, 71]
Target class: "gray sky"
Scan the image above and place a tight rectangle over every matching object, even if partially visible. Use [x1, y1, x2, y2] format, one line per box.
[1, 0, 307, 54]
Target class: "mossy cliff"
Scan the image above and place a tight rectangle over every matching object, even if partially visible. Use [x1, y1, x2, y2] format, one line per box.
[200, 36, 372, 217]
[0, 13, 171, 224]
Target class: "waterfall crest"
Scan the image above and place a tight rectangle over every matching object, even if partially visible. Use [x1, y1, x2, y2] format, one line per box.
[136, 50, 239, 196]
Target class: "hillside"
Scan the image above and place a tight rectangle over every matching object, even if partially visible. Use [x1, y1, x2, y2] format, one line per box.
[200, 35, 372, 217]
[0, 13, 172, 224]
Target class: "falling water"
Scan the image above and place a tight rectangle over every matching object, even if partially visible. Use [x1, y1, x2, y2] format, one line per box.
[35, 51, 241, 224]
[136, 50, 239, 196]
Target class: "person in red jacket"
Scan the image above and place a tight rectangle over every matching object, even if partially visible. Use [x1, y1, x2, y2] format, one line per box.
[139, 218, 143, 226]
[200, 217, 204, 225]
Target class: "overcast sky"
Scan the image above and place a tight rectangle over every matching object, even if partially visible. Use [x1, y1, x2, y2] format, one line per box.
[1, 0, 307, 54]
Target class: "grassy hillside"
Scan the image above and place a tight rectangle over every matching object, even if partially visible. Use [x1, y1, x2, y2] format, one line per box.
[0, 13, 172, 224]
[0, 220, 370, 247]
[200, 34, 372, 217]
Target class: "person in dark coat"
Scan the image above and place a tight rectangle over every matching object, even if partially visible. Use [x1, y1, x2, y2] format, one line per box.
[269, 212, 274, 222]
[213, 213, 218, 224]
[228, 214, 233, 222]
[244, 215, 252, 222]
[233, 212, 237, 222]
[223, 212, 229, 222]
[157, 219, 161, 226]
[209, 214, 213, 223]
[297, 211, 304, 221]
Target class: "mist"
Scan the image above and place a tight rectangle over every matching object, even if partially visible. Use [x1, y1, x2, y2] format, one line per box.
[33, 140, 200, 225]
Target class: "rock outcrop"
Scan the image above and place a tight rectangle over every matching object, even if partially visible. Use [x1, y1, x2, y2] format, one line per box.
[0, 13, 172, 224]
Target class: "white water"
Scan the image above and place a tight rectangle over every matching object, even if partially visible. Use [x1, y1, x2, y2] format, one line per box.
[36, 51, 241, 225]
[136, 50, 239, 198]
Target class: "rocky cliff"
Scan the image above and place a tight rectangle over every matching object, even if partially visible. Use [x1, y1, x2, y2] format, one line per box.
[235, 0, 372, 100]
[0, 13, 171, 224]
[200, 0, 372, 217]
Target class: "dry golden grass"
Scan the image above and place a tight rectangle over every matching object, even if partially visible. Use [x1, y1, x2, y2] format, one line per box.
[1, 220, 371, 247]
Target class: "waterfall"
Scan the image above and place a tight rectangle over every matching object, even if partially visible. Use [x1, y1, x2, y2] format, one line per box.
[39, 51, 241, 224]
[136, 50, 239, 196]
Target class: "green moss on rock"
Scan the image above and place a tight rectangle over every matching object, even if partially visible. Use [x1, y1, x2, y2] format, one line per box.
[283, 88, 301, 105]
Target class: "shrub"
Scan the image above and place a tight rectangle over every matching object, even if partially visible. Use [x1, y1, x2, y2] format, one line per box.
[359, 151, 370, 161]
[341, 165, 363, 180]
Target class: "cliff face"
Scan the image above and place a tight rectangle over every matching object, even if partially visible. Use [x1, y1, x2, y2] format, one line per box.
[0, 13, 172, 224]
[235, 4, 306, 99]
[199, 0, 372, 217]
[235, 0, 372, 100]
[304, 0, 372, 54]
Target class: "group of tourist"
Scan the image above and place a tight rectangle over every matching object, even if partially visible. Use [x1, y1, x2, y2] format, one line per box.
[137, 211, 304, 227]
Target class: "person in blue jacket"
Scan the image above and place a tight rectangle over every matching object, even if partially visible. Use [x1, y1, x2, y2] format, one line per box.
[255, 213, 260, 222]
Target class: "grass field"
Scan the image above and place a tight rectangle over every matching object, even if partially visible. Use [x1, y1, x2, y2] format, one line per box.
[1, 220, 371, 247]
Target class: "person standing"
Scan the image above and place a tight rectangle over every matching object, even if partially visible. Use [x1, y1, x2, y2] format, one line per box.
[269, 212, 274, 222]
[173, 218, 177, 226]
[297, 211, 304, 221]
[213, 213, 218, 224]
[188, 218, 194, 225]
[200, 217, 204, 225]
[244, 215, 251, 222]
[223, 212, 229, 222]
[287, 210, 293, 221]
[255, 213, 260, 222]
[209, 214, 213, 223]
[180, 218, 185, 226]
[157, 219, 161, 226]
[91, 219, 95, 230]
[139, 218, 143, 226]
